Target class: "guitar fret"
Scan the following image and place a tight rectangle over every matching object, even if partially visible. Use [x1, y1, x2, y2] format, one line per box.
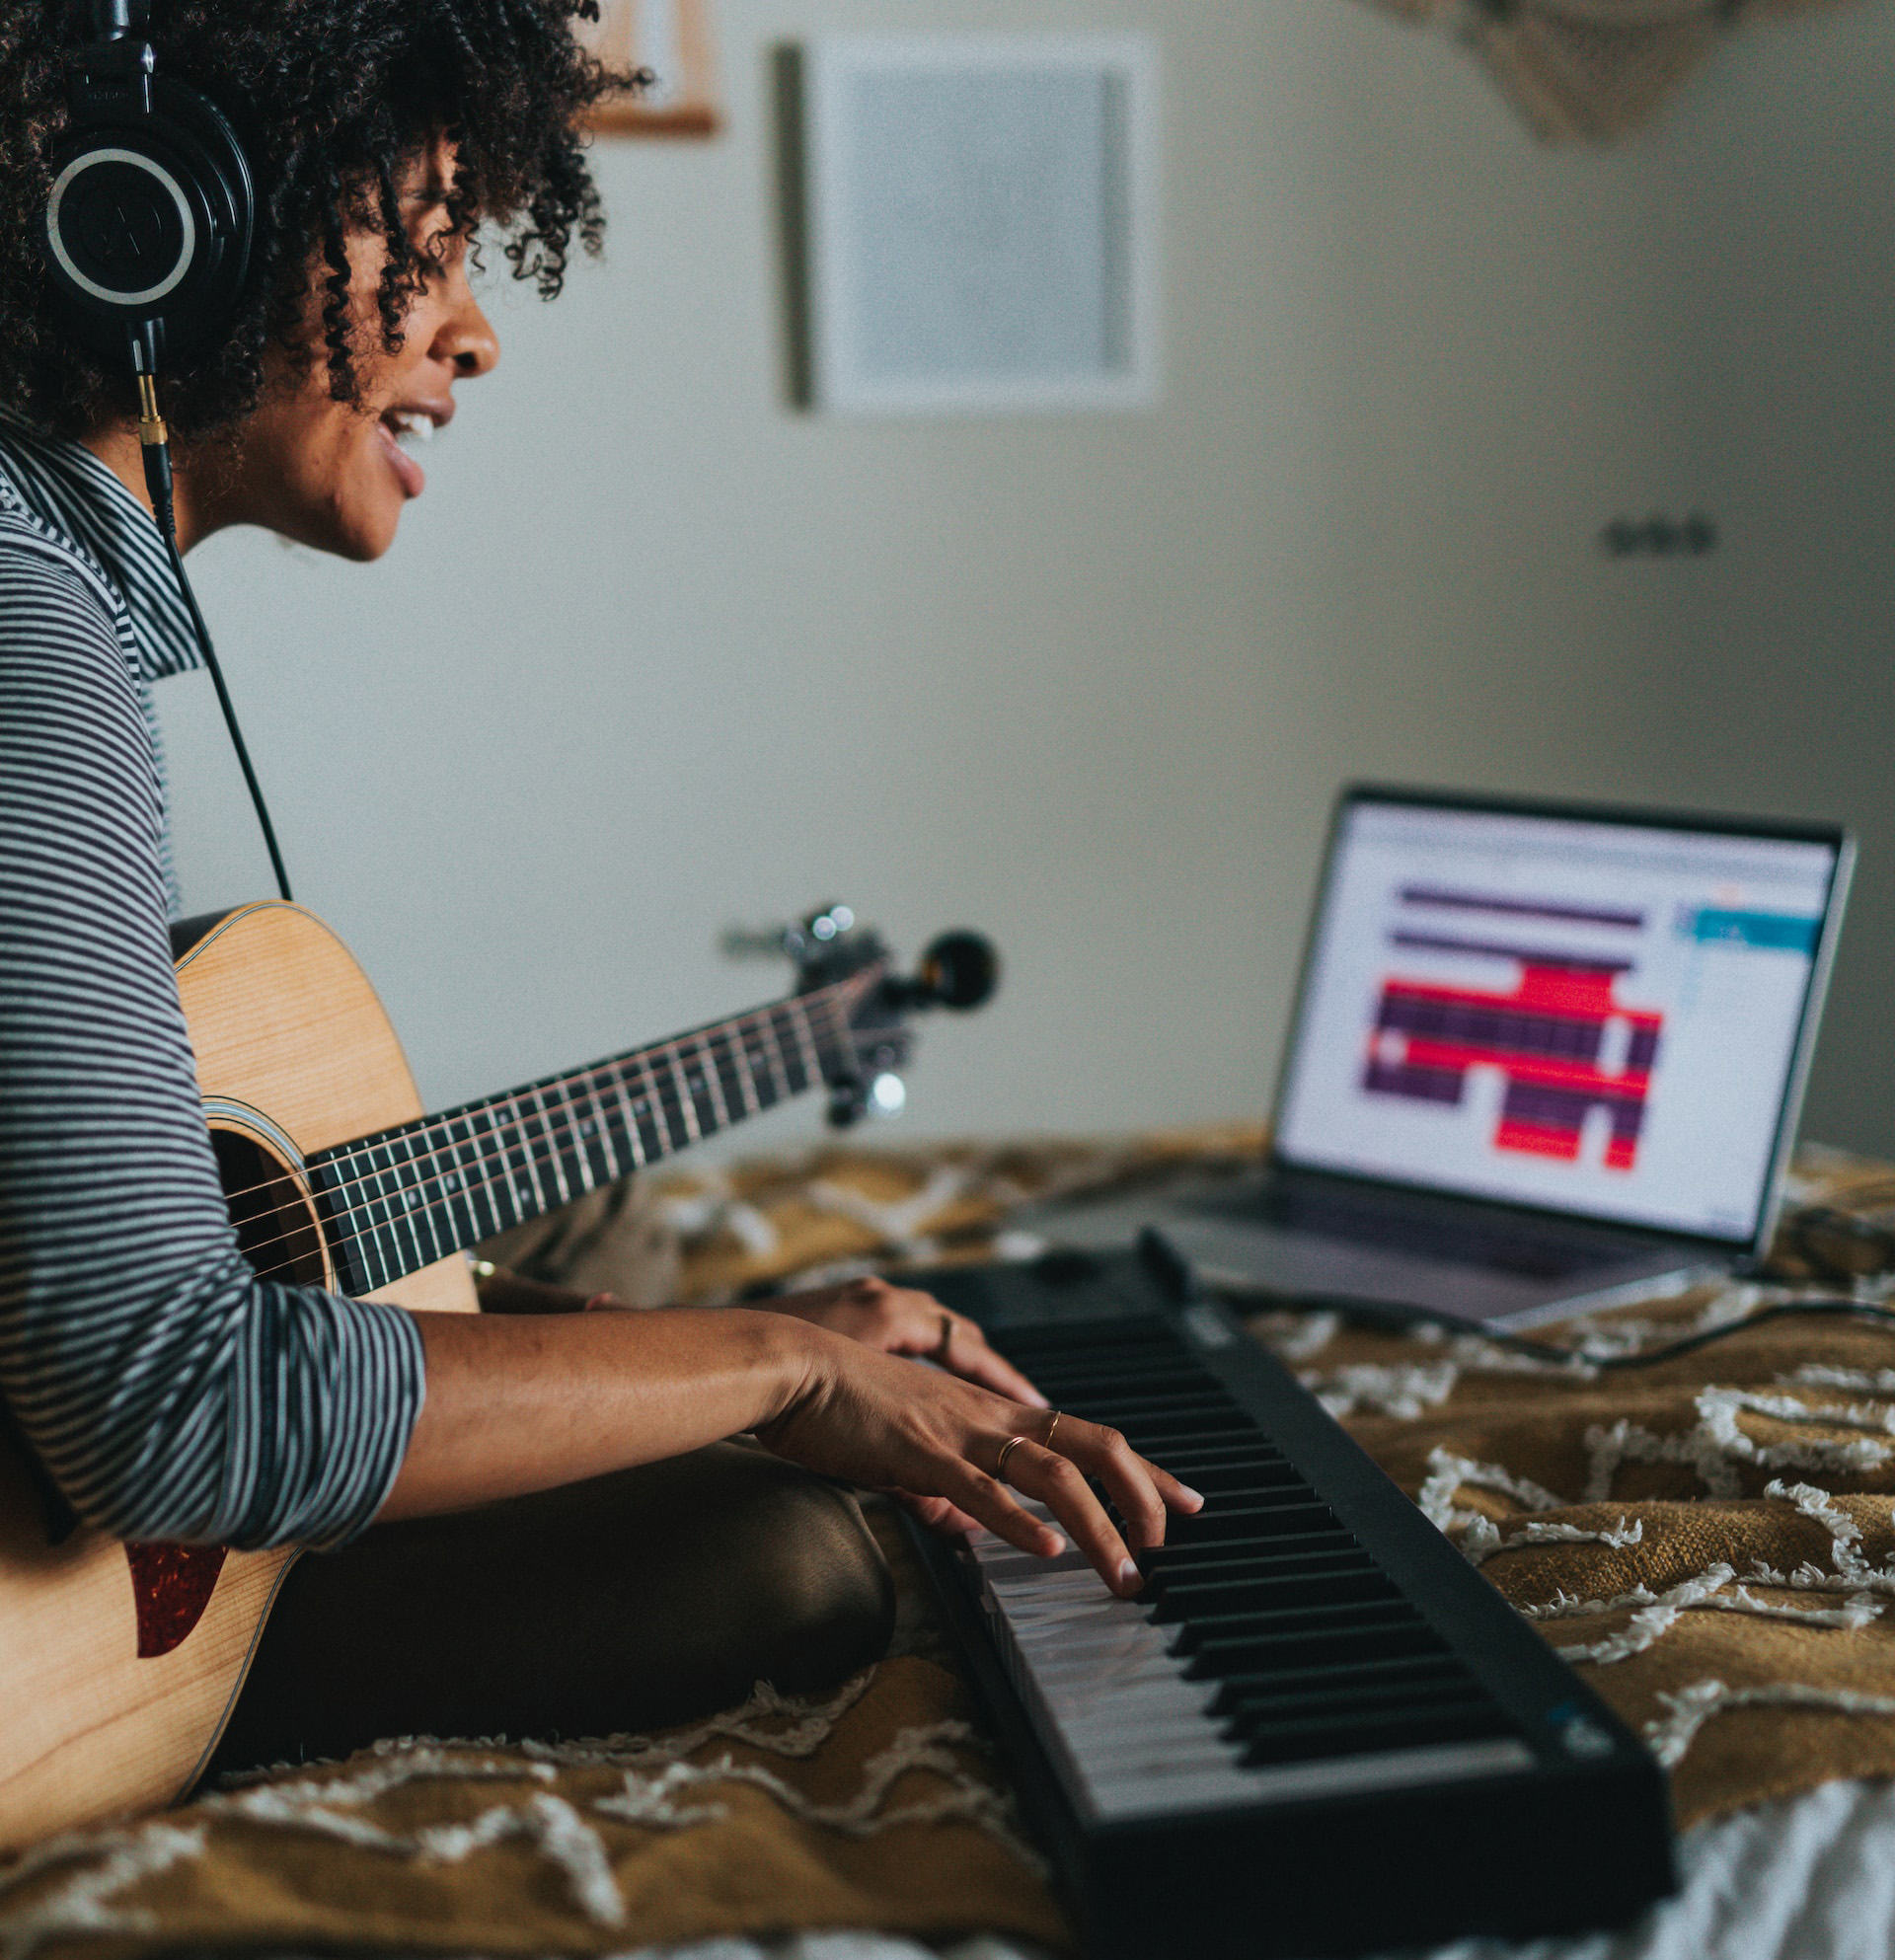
[450, 1113, 497, 1243]
[695, 1031, 732, 1134]
[379, 1133, 417, 1267]
[730, 1015, 763, 1117]
[410, 1134, 453, 1250]
[638, 1050, 675, 1158]
[465, 1110, 510, 1235]
[528, 1085, 573, 1206]
[312, 1153, 377, 1294]
[665, 1043, 703, 1145]
[551, 1078, 597, 1195]
[757, 1009, 794, 1102]
[504, 1094, 551, 1218]
[583, 1072, 626, 1183]
[360, 1142, 401, 1281]
[606, 1065, 648, 1170]
[364, 1144, 405, 1287]
[786, 997, 824, 1090]
[387, 1136, 431, 1274]
[480, 1105, 525, 1224]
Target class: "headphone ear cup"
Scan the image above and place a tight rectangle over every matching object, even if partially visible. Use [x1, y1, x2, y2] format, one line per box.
[43, 74, 254, 361]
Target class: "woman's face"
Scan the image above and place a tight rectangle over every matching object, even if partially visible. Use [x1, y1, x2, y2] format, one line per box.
[203, 148, 500, 562]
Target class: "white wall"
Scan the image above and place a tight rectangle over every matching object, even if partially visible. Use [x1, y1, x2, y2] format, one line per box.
[164, 0, 1895, 1161]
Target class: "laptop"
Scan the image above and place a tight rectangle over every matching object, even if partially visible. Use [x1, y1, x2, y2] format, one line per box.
[1040, 786, 1855, 1331]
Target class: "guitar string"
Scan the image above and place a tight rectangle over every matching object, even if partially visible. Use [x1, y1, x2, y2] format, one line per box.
[230, 986, 869, 1291]
[210, 975, 872, 1215]
[222, 985, 877, 1283]
[220, 981, 870, 1272]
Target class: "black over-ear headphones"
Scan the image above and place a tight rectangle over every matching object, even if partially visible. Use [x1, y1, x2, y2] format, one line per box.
[41, 1, 292, 905]
[43, 0, 254, 367]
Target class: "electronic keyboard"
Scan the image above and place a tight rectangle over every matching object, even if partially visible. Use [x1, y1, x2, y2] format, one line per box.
[899, 1246, 1676, 1960]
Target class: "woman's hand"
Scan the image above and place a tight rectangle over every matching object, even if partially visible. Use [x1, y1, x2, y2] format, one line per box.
[763, 1275, 1045, 1406]
[755, 1322, 1202, 1599]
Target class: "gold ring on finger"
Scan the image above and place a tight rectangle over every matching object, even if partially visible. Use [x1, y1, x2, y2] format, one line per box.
[1043, 1409, 1063, 1451]
[933, 1313, 954, 1364]
[995, 1434, 1030, 1484]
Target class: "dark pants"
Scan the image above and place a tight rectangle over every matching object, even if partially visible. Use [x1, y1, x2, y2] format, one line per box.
[207, 1444, 895, 1773]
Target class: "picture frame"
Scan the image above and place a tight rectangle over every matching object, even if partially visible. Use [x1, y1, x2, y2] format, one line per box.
[788, 34, 1160, 416]
[580, 0, 720, 139]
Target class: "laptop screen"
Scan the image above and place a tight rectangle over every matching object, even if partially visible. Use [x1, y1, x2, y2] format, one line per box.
[1273, 794, 1847, 1244]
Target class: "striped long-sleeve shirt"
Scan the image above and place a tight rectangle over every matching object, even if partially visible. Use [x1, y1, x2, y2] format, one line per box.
[0, 410, 424, 1550]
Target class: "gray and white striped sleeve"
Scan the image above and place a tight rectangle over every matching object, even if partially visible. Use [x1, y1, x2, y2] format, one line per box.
[0, 528, 425, 1549]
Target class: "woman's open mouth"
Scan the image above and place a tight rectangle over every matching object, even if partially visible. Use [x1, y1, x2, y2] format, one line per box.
[376, 408, 439, 497]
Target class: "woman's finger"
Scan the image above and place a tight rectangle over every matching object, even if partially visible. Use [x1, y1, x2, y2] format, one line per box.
[890, 1488, 986, 1539]
[998, 1441, 1144, 1596]
[943, 1322, 1047, 1406]
[937, 1461, 1069, 1561]
[1055, 1416, 1201, 1554]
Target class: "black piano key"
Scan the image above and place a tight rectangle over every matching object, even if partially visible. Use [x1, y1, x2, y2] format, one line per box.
[1219, 1665, 1481, 1727]
[1169, 1597, 1423, 1656]
[1142, 1525, 1357, 1571]
[1066, 1387, 1248, 1416]
[1182, 1617, 1447, 1678]
[1239, 1697, 1512, 1768]
[1163, 1501, 1337, 1545]
[1207, 1650, 1470, 1716]
[1130, 1438, 1293, 1470]
[1150, 1565, 1398, 1623]
[1145, 1545, 1371, 1607]
[1164, 1462, 1305, 1497]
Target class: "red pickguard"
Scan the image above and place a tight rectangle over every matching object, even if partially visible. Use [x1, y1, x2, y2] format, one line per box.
[124, 1542, 228, 1658]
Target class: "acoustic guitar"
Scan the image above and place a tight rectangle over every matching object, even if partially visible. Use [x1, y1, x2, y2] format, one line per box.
[0, 899, 994, 1853]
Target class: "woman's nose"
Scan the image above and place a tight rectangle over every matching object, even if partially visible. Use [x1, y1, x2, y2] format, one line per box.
[436, 270, 500, 380]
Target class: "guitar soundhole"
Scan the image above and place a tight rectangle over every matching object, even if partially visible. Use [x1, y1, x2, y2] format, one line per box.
[211, 1129, 327, 1288]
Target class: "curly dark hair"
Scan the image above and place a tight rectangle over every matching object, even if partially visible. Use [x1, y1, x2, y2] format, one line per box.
[0, 0, 634, 439]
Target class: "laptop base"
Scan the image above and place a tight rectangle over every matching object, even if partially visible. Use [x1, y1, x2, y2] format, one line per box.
[1012, 1170, 1730, 1333]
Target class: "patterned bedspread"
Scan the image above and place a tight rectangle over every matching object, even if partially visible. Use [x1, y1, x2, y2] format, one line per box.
[8, 1132, 1895, 1959]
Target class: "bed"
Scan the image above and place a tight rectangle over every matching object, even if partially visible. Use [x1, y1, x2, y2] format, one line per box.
[6, 1133, 1895, 1960]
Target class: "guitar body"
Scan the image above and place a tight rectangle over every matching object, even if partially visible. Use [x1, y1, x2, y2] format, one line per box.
[0, 895, 985, 1854]
[0, 903, 474, 1854]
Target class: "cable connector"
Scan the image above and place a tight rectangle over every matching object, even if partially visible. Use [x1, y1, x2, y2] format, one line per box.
[128, 327, 175, 534]
[135, 370, 167, 450]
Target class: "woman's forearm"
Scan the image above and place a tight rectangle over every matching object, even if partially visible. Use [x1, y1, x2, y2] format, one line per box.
[378, 1306, 818, 1521]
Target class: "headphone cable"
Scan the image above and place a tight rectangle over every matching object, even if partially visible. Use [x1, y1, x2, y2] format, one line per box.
[134, 364, 294, 906]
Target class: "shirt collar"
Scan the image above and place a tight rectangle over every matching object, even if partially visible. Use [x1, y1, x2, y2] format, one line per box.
[0, 407, 200, 682]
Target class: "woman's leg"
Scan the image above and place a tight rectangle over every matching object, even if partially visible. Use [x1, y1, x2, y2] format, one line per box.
[207, 1444, 894, 1773]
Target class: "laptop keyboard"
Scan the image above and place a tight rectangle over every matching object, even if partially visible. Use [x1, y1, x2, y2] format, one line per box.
[1197, 1181, 1631, 1282]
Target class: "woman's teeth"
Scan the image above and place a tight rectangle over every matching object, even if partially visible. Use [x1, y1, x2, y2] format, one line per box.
[385, 411, 437, 451]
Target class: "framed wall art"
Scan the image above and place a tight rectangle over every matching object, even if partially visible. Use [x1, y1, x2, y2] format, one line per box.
[580, 0, 720, 138]
[784, 34, 1160, 416]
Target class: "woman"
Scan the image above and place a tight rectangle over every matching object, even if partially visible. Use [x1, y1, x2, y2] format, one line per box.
[0, 0, 1198, 1769]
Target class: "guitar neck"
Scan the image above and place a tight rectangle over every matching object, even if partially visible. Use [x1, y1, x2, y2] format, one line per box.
[302, 973, 875, 1296]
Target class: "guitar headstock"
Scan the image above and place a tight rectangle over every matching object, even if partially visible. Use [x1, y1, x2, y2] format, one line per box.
[779, 904, 999, 1127]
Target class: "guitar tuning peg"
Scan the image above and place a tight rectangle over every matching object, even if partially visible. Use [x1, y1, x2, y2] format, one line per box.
[720, 923, 792, 960]
[826, 1077, 866, 1128]
[883, 931, 1001, 1011]
[803, 903, 855, 944]
[720, 905, 857, 962]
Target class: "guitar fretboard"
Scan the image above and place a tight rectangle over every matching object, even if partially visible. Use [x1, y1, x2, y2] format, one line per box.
[299, 975, 873, 1295]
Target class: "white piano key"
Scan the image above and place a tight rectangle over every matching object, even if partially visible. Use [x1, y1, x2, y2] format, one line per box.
[959, 1477, 1539, 1830]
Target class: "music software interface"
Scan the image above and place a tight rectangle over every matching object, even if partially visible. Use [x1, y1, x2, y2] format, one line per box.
[1275, 802, 1840, 1243]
